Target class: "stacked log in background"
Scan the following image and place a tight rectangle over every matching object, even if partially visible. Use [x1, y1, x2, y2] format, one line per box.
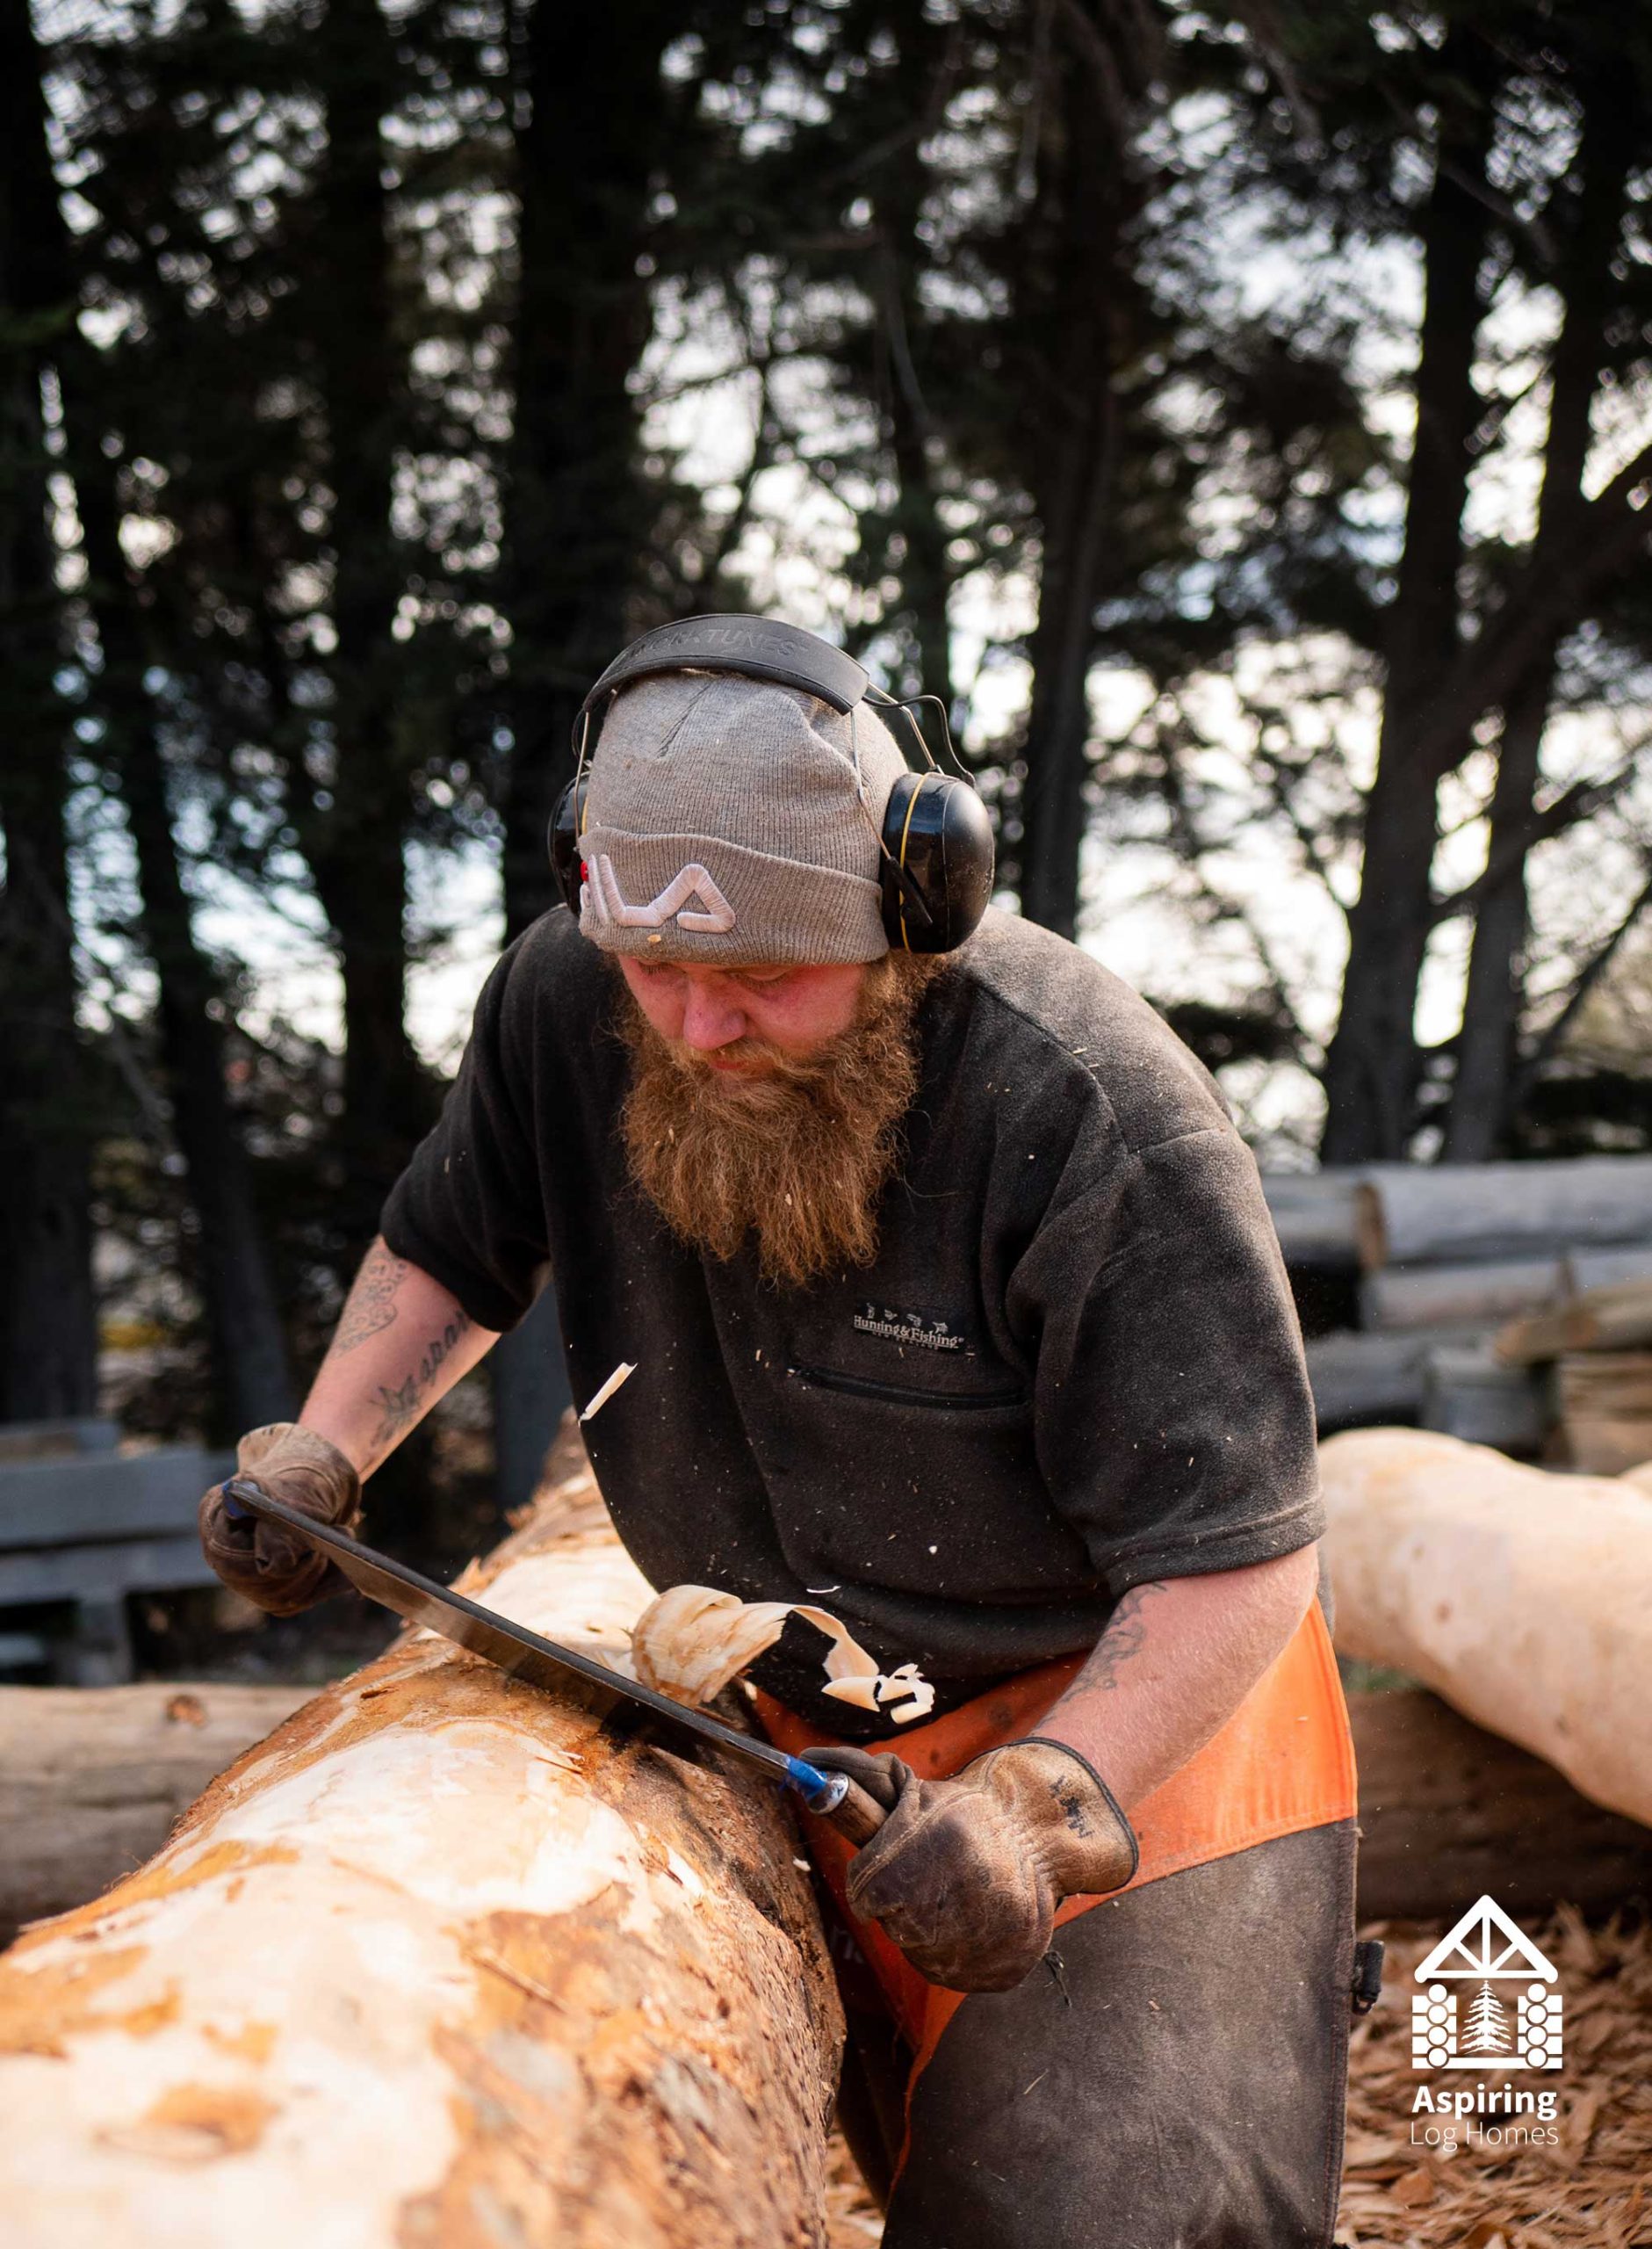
[1265, 1153, 1652, 1462]
[1494, 1268, 1652, 1472]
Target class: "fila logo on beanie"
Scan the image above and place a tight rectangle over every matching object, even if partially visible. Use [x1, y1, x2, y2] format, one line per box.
[576, 671, 907, 965]
[581, 856, 737, 936]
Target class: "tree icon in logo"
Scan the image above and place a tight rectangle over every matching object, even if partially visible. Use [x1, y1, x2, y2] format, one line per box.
[1462, 1983, 1511, 2055]
[1410, 1896, 1562, 2071]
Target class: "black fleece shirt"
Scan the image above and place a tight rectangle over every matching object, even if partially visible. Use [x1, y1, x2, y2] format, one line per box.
[381, 906, 1322, 1739]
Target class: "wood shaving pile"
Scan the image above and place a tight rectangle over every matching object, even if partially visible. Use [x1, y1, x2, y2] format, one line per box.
[1337, 1910, 1652, 2248]
[823, 1909, 1652, 2249]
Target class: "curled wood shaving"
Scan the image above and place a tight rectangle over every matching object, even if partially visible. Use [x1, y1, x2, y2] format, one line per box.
[630, 1584, 935, 1725]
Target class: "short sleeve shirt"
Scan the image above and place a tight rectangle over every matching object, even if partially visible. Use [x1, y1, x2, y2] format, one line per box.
[381, 907, 1322, 1737]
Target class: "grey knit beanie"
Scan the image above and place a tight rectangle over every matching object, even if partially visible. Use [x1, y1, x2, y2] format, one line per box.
[575, 670, 909, 964]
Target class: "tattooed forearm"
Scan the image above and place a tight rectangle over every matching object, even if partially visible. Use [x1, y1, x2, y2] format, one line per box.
[370, 1374, 422, 1448]
[367, 1307, 473, 1449]
[333, 1241, 411, 1354]
[1069, 1580, 1170, 1693]
[414, 1307, 472, 1389]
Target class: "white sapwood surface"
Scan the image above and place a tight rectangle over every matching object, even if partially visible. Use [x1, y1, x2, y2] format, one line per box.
[0, 1435, 841, 2248]
[1321, 1427, 1652, 1827]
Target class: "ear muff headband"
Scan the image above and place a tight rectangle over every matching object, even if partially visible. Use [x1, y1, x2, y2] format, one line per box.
[547, 614, 993, 954]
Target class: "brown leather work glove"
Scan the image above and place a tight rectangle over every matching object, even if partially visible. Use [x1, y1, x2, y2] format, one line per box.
[198, 1423, 362, 1616]
[807, 1736, 1137, 1993]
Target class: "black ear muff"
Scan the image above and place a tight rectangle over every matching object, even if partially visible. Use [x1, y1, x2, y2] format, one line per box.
[881, 771, 995, 954]
[549, 614, 994, 951]
[548, 777, 589, 914]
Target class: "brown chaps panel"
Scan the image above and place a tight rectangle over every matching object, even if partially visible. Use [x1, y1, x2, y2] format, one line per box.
[837, 1819, 1357, 2249]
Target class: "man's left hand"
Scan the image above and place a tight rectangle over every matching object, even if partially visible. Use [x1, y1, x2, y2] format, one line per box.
[807, 1738, 1137, 1992]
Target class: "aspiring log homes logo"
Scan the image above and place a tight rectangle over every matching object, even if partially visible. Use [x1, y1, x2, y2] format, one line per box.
[1411, 1896, 1562, 2072]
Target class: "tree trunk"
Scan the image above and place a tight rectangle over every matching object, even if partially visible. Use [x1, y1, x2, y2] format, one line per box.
[499, 5, 681, 942]
[0, 1683, 311, 1944]
[1441, 654, 1553, 1161]
[16, 0, 293, 1435]
[101, 703, 296, 1431]
[1444, 66, 1635, 1161]
[305, 0, 430, 1219]
[0, 2, 98, 1421]
[1320, 1427, 1652, 1827]
[62, 424, 295, 1431]
[0, 802, 98, 1424]
[869, 18, 957, 717]
[0, 1435, 843, 2245]
[1319, 35, 1494, 1161]
[1016, 17, 1139, 940]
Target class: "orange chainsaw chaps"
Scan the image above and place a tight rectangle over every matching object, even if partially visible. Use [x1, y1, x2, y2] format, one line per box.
[754, 1595, 1356, 2097]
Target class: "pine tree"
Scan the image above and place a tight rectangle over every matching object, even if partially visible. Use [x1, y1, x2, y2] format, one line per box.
[1464, 1982, 1511, 2055]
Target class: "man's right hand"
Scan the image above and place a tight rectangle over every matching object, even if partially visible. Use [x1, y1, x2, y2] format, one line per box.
[198, 1423, 363, 1615]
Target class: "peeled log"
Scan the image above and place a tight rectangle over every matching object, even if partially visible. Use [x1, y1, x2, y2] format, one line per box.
[1564, 1243, 1652, 1295]
[1358, 1256, 1561, 1333]
[0, 1435, 842, 2248]
[1356, 1155, 1652, 1269]
[1321, 1428, 1652, 1828]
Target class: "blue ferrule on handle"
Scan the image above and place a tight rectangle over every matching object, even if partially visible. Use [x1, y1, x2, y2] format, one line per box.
[221, 1476, 257, 1524]
[785, 1754, 847, 1813]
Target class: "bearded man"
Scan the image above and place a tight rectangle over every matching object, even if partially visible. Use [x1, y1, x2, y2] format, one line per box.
[200, 619, 1361, 2249]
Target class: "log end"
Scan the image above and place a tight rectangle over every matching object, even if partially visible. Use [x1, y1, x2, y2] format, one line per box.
[1353, 1182, 1389, 1273]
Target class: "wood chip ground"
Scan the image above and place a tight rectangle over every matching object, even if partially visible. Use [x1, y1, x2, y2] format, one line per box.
[824, 1911, 1652, 2247]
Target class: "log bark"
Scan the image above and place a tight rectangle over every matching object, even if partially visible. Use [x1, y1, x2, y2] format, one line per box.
[0, 1684, 311, 1945]
[1359, 1256, 1561, 1332]
[0, 1436, 843, 2246]
[1304, 1325, 1490, 1430]
[1347, 1689, 1652, 1921]
[1418, 1346, 1547, 1452]
[1320, 1427, 1652, 1827]
[1356, 1155, 1652, 1269]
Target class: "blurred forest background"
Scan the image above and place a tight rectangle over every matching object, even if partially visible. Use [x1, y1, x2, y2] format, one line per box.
[7, 0, 1652, 1493]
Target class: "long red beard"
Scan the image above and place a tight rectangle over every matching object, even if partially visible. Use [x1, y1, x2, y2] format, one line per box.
[617, 956, 941, 1288]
